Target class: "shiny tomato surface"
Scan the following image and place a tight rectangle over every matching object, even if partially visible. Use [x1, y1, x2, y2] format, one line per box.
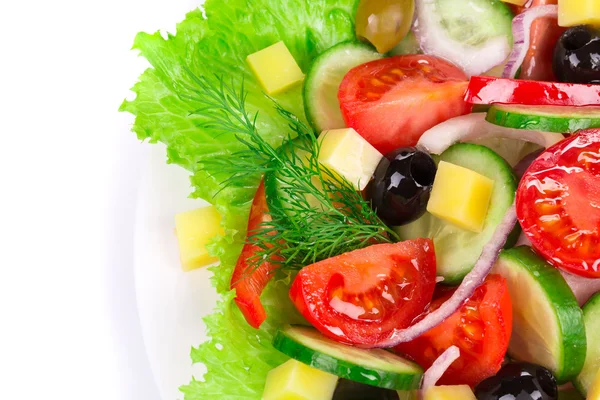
[338, 55, 470, 155]
[517, 129, 600, 278]
[289, 239, 437, 346]
[395, 275, 513, 387]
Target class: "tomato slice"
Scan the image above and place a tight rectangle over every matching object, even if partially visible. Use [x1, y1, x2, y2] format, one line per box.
[289, 239, 436, 346]
[338, 55, 470, 155]
[394, 275, 513, 387]
[230, 181, 277, 329]
[518, 0, 566, 81]
[517, 129, 600, 278]
[466, 76, 600, 107]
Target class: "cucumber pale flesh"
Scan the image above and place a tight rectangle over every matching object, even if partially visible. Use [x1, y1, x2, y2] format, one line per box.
[575, 293, 600, 396]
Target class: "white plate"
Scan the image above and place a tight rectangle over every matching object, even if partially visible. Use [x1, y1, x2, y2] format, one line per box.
[134, 144, 219, 400]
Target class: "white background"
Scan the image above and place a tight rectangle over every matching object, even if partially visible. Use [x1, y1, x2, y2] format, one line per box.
[0, 0, 201, 398]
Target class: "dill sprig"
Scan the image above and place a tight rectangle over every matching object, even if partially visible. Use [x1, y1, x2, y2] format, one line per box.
[183, 71, 398, 270]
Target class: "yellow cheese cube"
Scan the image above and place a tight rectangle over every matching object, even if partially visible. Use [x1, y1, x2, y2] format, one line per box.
[175, 206, 224, 271]
[500, 0, 528, 5]
[426, 161, 494, 233]
[558, 0, 600, 27]
[318, 128, 383, 191]
[247, 41, 304, 95]
[262, 359, 338, 400]
[588, 369, 600, 400]
[423, 385, 477, 400]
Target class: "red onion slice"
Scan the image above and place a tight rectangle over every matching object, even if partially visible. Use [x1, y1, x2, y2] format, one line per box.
[502, 5, 558, 79]
[560, 270, 600, 306]
[417, 113, 564, 155]
[413, 0, 511, 76]
[377, 204, 518, 347]
[422, 346, 460, 390]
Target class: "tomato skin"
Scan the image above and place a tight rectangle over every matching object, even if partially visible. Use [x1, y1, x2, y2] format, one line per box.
[466, 76, 600, 107]
[230, 181, 277, 329]
[338, 55, 470, 155]
[517, 129, 600, 278]
[394, 275, 513, 387]
[289, 239, 437, 346]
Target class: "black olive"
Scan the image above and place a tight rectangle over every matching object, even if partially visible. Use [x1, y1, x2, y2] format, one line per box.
[366, 147, 437, 226]
[475, 363, 558, 400]
[553, 25, 600, 84]
[332, 379, 400, 400]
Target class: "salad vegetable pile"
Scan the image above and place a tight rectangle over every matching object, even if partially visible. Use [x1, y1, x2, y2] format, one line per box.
[121, 0, 600, 398]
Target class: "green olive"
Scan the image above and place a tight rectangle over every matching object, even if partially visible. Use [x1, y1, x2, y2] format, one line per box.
[355, 0, 416, 54]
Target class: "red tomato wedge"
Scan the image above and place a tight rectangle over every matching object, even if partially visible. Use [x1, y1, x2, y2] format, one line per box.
[394, 275, 513, 387]
[289, 239, 436, 346]
[230, 181, 277, 329]
[517, 129, 600, 278]
[338, 55, 470, 155]
[518, 0, 566, 81]
[466, 76, 600, 107]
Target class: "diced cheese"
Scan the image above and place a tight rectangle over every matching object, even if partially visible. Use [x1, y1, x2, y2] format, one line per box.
[261, 359, 338, 400]
[423, 385, 477, 400]
[247, 41, 304, 95]
[500, 0, 527, 5]
[588, 369, 600, 400]
[318, 128, 383, 191]
[426, 161, 494, 233]
[175, 206, 224, 271]
[558, 0, 600, 27]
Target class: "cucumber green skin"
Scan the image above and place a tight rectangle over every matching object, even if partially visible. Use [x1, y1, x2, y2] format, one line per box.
[497, 246, 587, 383]
[396, 143, 517, 284]
[486, 105, 600, 134]
[273, 327, 423, 390]
[303, 41, 381, 133]
[574, 293, 600, 396]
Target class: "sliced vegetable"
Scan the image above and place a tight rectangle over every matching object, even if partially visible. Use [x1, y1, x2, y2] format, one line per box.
[466, 76, 600, 107]
[585, 369, 600, 400]
[246, 41, 305, 95]
[413, 0, 514, 76]
[304, 41, 382, 133]
[560, 270, 600, 306]
[493, 246, 586, 382]
[394, 275, 513, 387]
[426, 161, 495, 233]
[355, 0, 415, 54]
[422, 346, 461, 390]
[574, 293, 600, 396]
[486, 104, 600, 133]
[174, 205, 223, 270]
[273, 325, 423, 390]
[338, 55, 470, 155]
[501, 5, 558, 79]
[397, 144, 517, 283]
[390, 31, 422, 56]
[557, 0, 600, 27]
[318, 128, 383, 191]
[423, 385, 476, 400]
[230, 181, 277, 329]
[262, 358, 339, 400]
[416, 113, 563, 158]
[289, 239, 436, 346]
[517, 129, 600, 278]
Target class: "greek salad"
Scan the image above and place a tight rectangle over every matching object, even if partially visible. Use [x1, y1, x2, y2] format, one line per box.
[121, 0, 600, 399]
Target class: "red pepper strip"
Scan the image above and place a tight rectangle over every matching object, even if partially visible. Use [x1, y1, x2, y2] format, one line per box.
[230, 181, 277, 329]
[466, 76, 600, 107]
[519, 0, 566, 81]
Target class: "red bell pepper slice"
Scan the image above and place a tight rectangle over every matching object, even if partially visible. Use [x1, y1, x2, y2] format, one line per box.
[230, 181, 277, 329]
[466, 76, 600, 107]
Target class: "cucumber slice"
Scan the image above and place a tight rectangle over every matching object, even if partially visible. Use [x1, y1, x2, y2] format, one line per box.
[469, 137, 542, 167]
[575, 293, 600, 396]
[273, 325, 423, 390]
[486, 105, 600, 134]
[395, 143, 517, 284]
[493, 246, 587, 383]
[304, 41, 381, 133]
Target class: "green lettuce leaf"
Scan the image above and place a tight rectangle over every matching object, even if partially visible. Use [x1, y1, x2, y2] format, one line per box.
[120, 0, 358, 398]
